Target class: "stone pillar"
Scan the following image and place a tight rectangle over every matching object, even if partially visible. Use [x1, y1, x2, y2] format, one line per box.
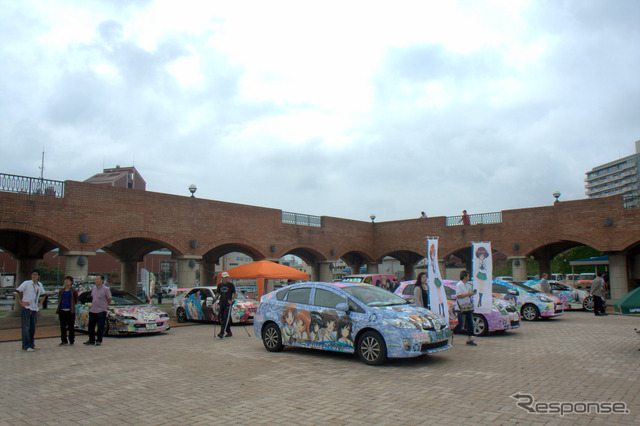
[16, 258, 39, 285]
[62, 251, 96, 281]
[509, 256, 528, 282]
[346, 260, 363, 276]
[403, 263, 416, 281]
[438, 259, 447, 278]
[317, 261, 335, 282]
[175, 256, 201, 288]
[536, 255, 552, 278]
[309, 264, 319, 282]
[120, 260, 140, 294]
[608, 253, 629, 302]
[367, 262, 379, 274]
[200, 260, 218, 286]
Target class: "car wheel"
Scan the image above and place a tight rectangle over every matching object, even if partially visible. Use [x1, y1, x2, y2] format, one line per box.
[583, 296, 594, 311]
[472, 314, 488, 336]
[176, 307, 187, 323]
[357, 331, 387, 366]
[521, 304, 540, 321]
[262, 322, 284, 352]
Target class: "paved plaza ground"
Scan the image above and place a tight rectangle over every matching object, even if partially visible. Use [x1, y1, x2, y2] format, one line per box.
[1, 310, 639, 425]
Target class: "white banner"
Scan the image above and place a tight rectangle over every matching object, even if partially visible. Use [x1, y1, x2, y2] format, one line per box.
[141, 268, 150, 303]
[427, 237, 448, 322]
[472, 242, 493, 313]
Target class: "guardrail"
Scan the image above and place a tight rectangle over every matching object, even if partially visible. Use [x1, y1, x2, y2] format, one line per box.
[446, 211, 502, 226]
[0, 173, 65, 198]
[282, 211, 322, 227]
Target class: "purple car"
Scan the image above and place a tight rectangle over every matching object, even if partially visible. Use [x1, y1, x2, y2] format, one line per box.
[394, 280, 520, 336]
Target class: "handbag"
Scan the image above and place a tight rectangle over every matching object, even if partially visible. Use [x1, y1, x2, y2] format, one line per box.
[458, 302, 474, 312]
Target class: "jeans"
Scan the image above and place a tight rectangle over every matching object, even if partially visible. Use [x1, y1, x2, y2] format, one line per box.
[460, 310, 475, 337]
[58, 310, 75, 344]
[88, 311, 107, 343]
[21, 308, 38, 350]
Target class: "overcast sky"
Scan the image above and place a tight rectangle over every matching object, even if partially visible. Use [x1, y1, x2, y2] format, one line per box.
[2, 0, 639, 222]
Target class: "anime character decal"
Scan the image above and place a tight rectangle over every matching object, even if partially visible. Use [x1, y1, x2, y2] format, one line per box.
[281, 303, 297, 344]
[278, 307, 354, 350]
[309, 311, 323, 342]
[293, 309, 311, 342]
[336, 315, 353, 346]
[472, 242, 493, 313]
[427, 238, 449, 322]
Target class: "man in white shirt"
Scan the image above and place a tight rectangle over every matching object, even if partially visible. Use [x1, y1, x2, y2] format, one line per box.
[455, 270, 477, 346]
[14, 270, 46, 352]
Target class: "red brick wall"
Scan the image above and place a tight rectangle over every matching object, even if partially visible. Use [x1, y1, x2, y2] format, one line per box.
[1, 181, 638, 269]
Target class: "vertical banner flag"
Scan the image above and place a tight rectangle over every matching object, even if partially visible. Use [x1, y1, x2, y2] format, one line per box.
[472, 241, 493, 313]
[140, 268, 150, 302]
[427, 237, 449, 322]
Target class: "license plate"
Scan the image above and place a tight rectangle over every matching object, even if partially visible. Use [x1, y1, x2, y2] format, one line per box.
[146, 323, 158, 330]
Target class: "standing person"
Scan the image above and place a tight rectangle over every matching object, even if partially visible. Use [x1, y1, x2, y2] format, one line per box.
[56, 276, 79, 346]
[590, 272, 607, 316]
[540, 273, 551, 294]
[215, 272, 236, 338]
[455, 270, 477, 346]
[458, 210, 471, 225]
[14, 269, 46, 352]
[413, 272, 429, 310]
[84, 275, 112, 346]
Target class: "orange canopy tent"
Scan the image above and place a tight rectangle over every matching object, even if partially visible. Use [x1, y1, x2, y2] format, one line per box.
[216, 260, 310, 299]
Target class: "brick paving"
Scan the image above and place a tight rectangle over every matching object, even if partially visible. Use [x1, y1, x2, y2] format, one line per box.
[1, 311, 639, 425]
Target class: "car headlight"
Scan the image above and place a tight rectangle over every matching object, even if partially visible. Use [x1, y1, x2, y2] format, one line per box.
[538, 296, 552, 303]
[383, 318, 419, 329]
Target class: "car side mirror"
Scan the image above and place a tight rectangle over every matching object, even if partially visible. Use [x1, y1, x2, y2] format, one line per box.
[508, 290, 518, 295]
[335, 303, 349, 312]
[205, 297, 214, 307]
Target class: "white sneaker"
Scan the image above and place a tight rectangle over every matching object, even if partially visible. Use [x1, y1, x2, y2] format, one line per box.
[25, 348, 35, 352]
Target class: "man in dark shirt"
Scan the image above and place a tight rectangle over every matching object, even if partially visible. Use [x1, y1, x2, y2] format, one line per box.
[216, 272, 236, 338]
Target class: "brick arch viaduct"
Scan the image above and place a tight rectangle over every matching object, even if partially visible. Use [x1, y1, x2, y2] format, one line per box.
[1, 180, 640, 301]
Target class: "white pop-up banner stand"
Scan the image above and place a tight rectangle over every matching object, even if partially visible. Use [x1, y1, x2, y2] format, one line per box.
[427, 237, 448, 322]
[472, 241, 493, 313]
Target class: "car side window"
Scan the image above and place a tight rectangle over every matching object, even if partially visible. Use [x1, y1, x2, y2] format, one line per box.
[364, 277, 372, 284]
[493, 284, 508, 294]
[403, 284, 415, 296]
[275, 288, 288, 301]
[285, 287, 311, 304]
[444, 286, 456, 300]
[186, 289, 199, 297]
[314, 288, 347, 309]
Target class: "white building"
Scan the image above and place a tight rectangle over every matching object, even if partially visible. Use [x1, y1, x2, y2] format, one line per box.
[585, 141, 640, 206]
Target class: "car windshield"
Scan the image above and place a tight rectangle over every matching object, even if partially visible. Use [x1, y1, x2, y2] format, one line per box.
[342, 285, 409, 307]
[513, 282, 539, 293]
[111, 291, 145, 306]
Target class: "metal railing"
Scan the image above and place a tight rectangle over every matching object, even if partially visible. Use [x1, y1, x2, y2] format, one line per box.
[282, 211, 322, 227]
[446, 211, 502, 226]
[623, 196, 640, 209]
[0, 173, 65, 198]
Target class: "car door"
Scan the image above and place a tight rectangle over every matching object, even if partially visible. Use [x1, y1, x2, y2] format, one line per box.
[308, 287, 367, 353]
[279, 286, 313, 345]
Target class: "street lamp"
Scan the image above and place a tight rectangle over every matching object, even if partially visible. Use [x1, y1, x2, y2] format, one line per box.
[553, 190, 561, 203]
[189, 184, 197, 198]
[370, 214, 376, 223]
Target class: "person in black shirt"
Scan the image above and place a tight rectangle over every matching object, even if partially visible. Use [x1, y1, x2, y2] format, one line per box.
[215, 272, 236, 338]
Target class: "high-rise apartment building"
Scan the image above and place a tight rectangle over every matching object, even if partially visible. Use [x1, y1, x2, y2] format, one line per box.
[585, 141, 640, 205]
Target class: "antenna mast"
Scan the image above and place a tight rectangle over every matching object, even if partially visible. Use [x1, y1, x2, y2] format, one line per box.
[39, 149, 45, 180]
